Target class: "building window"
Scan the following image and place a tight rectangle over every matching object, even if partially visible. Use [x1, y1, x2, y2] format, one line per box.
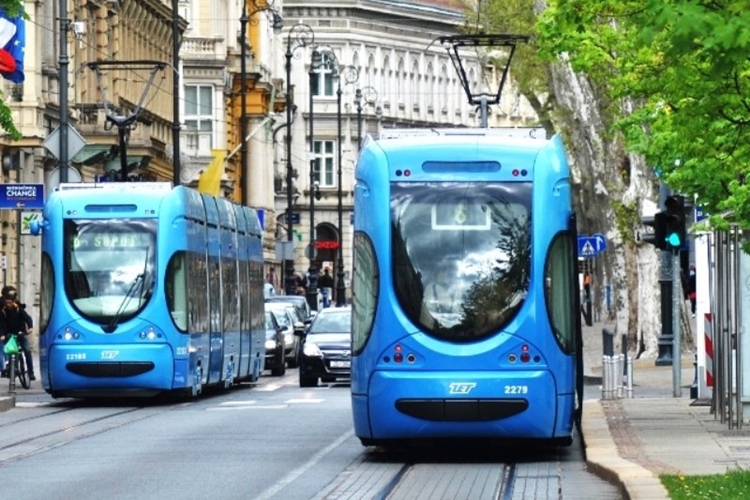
[184, 84, 214, 153]
[311, 53, 336, 97]
[313, 140, 335, 187]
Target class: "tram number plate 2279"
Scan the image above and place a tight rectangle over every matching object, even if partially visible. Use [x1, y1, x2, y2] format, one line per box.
[504, 385, 528, 394]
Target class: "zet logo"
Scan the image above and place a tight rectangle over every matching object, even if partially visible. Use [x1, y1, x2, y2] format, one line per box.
[449, 382, 476, 394]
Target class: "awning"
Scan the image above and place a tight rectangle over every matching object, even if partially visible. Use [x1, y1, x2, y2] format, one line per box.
[71, 145, 111, 165]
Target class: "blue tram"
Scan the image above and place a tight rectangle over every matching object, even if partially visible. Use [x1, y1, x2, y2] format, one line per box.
[351, 129, 582, 446]
[34, 183, 265, 398]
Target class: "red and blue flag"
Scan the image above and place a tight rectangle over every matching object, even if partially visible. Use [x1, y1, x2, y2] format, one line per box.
[0, 9, 24, 83]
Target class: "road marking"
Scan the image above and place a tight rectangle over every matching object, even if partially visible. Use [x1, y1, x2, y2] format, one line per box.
[208, 404, 287, 411]
[254, 429, 355, 500]
[255, 384, 282, 392]
[285, 398, 325, 404]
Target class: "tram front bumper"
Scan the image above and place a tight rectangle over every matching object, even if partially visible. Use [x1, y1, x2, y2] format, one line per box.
[45, 343, 175, 393]
[359, 369, 560, 440]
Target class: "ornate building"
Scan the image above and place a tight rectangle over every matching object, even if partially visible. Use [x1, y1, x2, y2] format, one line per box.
[276, 0, 538, 300]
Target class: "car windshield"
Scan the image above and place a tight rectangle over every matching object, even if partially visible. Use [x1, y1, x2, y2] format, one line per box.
[270, 309, 291, 327]
[264, 312, 275, 330]
[309, 311, 350, 334]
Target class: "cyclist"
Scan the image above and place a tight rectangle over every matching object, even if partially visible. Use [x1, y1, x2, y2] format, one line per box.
[0, 288, 34, 381]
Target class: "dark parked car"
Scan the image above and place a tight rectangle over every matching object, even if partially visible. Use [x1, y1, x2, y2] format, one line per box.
[298, 306, 351, 387]
[264, 310, 286, 376]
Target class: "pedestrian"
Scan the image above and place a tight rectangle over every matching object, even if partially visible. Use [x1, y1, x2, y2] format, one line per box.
[0, 286, 34, 381]
[319, 267, 334, 308]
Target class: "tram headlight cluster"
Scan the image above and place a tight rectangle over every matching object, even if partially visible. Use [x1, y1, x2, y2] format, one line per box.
[61, 328, 80, 341]
[506, 344, 540, 364]
[138, 327, 162, 340]
[383, 344, 417, 364]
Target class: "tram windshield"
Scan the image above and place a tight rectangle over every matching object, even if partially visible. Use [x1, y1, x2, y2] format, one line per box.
[63, 219, 156, 326]
[391, 182, 531, 342]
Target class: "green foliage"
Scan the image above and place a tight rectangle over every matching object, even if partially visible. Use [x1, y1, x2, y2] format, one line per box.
[533, 0, 750, 229]
[661, 470, 750, 499]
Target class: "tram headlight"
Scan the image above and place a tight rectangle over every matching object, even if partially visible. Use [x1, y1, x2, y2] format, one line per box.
[303, 342, 322, 357]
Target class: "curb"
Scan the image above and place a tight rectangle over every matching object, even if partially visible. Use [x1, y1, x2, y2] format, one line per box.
[0, 395, 16, 412]
[581, 400, 670, 500]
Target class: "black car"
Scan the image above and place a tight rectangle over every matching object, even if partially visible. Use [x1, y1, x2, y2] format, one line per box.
[264, 310, 286, 376]
[298, 306, 351, 387]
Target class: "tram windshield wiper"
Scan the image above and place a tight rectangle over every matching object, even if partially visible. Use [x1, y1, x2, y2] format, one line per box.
[102, 246, 150, 333]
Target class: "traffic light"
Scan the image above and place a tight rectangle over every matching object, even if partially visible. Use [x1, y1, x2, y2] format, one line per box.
[664, 195, 686, 250]
[641, 212, 667, 250]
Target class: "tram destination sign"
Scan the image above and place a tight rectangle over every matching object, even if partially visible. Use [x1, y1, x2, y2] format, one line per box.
[0, 183, 44, 209]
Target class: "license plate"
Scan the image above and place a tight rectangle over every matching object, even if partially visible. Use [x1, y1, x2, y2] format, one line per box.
[330, 360, 350, 368]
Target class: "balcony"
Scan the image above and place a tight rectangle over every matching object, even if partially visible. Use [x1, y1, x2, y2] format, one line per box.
[182, 36, 225, 61]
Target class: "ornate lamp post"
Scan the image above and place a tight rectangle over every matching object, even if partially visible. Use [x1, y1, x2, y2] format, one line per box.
[284, 23, 315, 296]
[307, 48, 323, 312]
[355, 86, 379, 151]
[334, 65, 358, 306]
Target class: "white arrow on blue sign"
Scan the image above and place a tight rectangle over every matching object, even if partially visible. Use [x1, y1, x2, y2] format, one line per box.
[0, 183, 44, 209]
[578, 233, 607, 258]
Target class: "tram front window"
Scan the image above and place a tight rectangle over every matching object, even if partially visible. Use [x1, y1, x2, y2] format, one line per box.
[391, 182, 532, 342]
[63, 219, 156, 325]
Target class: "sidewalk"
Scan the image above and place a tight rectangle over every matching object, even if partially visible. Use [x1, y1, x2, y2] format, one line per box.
[581, 320, 748, 499]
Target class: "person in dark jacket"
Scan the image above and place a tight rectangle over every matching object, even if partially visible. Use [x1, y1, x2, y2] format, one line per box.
[0, 286, 34, 380]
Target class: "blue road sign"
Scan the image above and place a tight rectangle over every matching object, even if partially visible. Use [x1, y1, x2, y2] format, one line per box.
[0, 184, 44, 209]
[578, 233, 607, 258]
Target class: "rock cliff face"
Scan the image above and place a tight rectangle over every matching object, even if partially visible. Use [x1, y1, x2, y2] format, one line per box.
[546, 60, 662, 356]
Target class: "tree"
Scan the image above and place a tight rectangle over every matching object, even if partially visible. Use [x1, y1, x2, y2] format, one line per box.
[537, 0, 750, 231]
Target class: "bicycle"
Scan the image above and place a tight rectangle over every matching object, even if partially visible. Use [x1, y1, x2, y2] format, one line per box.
[4, 331, 30, 391]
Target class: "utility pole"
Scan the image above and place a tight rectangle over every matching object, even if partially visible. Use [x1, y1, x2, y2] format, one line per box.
[59, 0, 69, 182]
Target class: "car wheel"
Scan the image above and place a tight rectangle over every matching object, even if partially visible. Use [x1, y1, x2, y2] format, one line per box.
[299, 374, 317, 387]
[271, 347, 286, 376]
[287, 344, 300, 368]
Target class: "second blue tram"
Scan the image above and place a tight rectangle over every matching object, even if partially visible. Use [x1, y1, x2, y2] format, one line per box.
[351, 129, 582, 446]
[35, 183, 266, 398]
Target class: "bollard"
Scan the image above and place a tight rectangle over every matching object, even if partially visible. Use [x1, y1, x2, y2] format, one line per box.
[602, 356, 611, 399]
[602, 328, 614, 357]
[617, 354, 625, 398]
[690, 352, 698, 399]
[626, 356, 634, 398]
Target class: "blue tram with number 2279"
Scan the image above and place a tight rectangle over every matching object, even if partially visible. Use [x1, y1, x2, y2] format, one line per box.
[351, 129, 583, 446]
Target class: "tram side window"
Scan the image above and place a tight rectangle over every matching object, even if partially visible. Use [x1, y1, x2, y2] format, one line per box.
[40, 252, 55, 334]
[352, 232, 378, 354]
[166, 251, 188, 332]
[545, 233, 576, 353]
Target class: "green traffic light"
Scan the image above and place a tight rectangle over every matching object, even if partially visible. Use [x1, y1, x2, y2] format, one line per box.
[666, 232, 681, 247]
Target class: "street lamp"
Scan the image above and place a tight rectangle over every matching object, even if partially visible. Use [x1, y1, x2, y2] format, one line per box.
[284, 23, 315, 296]
[307, 48, 324, 312]
[355, 86, 379, 151]
[334, 65, 358, 306]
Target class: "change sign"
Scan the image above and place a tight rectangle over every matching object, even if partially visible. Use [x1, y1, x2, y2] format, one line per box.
[0, 183, 44, 209]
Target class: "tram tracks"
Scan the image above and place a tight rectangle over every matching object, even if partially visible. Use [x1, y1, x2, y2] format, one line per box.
[0, 402, 185, 465]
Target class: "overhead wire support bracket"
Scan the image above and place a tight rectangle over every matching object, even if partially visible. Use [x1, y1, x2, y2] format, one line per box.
[436, 34, 530, 127]
[83, 60, 170, 181]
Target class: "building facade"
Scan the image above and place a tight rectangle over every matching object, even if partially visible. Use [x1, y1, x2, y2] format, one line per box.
[276, 0, 538, 302]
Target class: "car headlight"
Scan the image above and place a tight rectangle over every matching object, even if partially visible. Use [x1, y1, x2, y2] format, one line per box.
[265, 340, 277, 350]
[303, 342, 322, 357]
